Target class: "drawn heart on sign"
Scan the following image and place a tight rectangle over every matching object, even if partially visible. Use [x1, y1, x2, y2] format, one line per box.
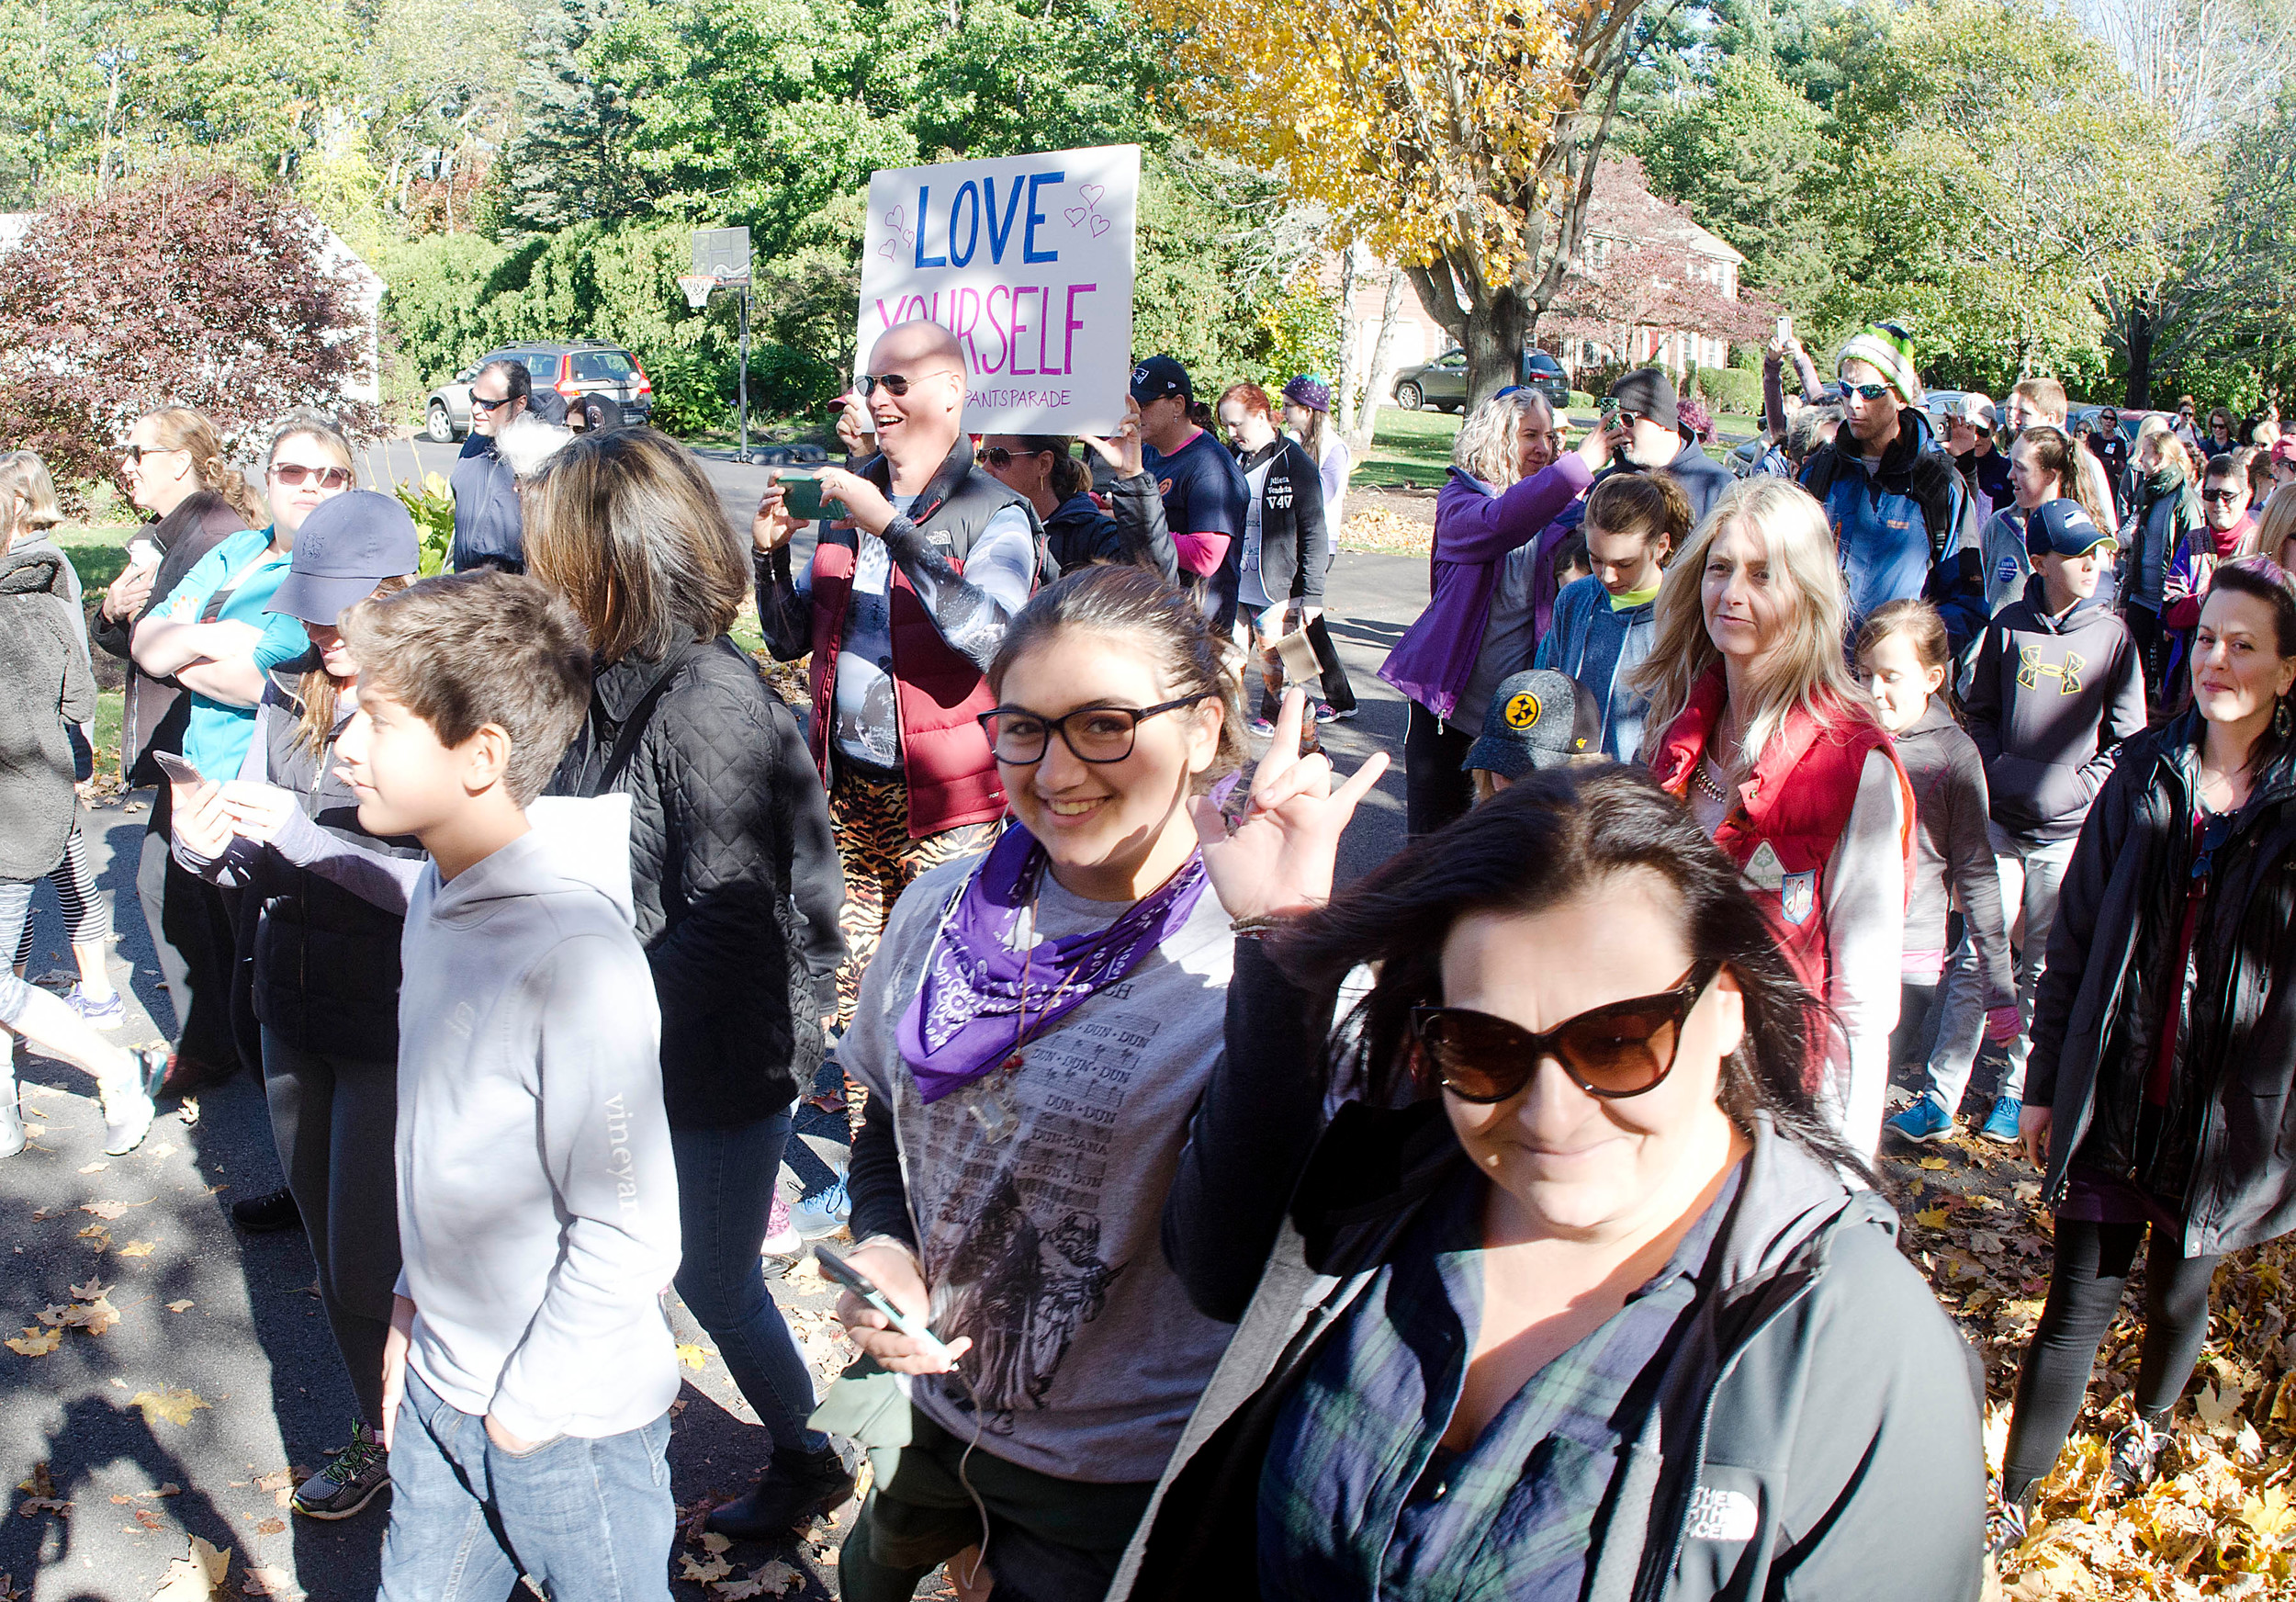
[1065, 183, 1110, 237]
[1064, 205, 1087, 227]
[1090, 215, 1110, 237]
[877, 204, 915, 260]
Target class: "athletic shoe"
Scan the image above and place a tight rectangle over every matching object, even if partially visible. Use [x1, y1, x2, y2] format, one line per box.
[1986, 1493, 2030, 1561]
[1325, 705, 1357, 720]
[760, 1190, 799, 1257]
[1312, 702, 1340, 724]
[1249, 717, 1277, 739]
[1981, 1095, 2024, 1145]
[100, 1048, 167, 1155]
[1885, 1094, 1954, 1145]
[231, 1187, 303, 1234]
[293, 1421, 389, 1520]
[66, 989, 125, 1030]
[2106, 1415, 2168, 1495]
[790, 1179, 850, 1241]
[706, 1442, 857, 1540]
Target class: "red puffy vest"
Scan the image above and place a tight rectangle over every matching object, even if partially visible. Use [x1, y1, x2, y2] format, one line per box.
[1646, 666, 1914, 1009]
[805, 444, 1036, 839]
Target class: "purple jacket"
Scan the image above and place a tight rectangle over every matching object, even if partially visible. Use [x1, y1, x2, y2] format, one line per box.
[1378, 456, 1593, 719]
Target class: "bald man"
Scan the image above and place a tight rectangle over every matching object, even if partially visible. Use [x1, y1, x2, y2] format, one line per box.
[752, 319, 1041, 1041]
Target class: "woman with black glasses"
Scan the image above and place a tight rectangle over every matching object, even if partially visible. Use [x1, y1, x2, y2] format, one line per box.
[1114, 761, 1984, 1602]
[1996, 558, 2296, 1551]
[829, 563, 1289, 1601]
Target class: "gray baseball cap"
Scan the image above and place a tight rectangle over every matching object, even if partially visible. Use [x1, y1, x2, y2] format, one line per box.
[266, 491, 422, 626]
[1463, 670, 1603, 779]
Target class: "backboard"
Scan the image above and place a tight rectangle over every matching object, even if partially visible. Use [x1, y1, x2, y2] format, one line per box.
[692, 227, 752, 285]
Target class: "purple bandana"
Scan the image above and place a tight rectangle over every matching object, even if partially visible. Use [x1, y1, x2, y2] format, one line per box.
[896, 823, 1208, 1103]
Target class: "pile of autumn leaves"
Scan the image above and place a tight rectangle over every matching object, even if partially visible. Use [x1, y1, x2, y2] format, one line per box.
[1889, 1140, 2296, 1597]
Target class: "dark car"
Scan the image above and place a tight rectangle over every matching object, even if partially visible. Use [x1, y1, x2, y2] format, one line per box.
[424, 341, 655, 442]
[1393, 348, 1571, 412]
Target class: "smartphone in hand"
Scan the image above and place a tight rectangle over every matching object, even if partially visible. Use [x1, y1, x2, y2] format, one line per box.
[152, 750, 204, 787]
[815, 1245, 957, 1366]
[777, 470, 848, 524]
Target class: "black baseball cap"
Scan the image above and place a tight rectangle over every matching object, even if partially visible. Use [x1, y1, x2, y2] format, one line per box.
[2025, 498, 2116, 559]
[266, 491, 421, 626]
[1130, 355, 1192, 404]
[1463, 670, 1603, 779]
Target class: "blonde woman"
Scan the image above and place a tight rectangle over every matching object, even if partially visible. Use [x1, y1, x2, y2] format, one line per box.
[1379, 390, 1608, 833]
[0, 452, 119, 1027]
[1636, 478, 1913, 1154]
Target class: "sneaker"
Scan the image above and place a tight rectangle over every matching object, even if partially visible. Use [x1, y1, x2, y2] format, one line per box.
[706, 1442, 857, 1540]
[1311, 702, 1339, 724]
[1885, 1094, 1954, 1145]
[1981, 1095, 2024, 1145]
[66, 990, 125, 1030]
[790, 1178, 850, 1241]
[760, 1190, 800, 1257]
[2106, 1414, 2168, 1495]
[100, 1048, 167, 1155]
[1249, 717, 1277, 739]
[293, 1421, 389, 1520]
[1986, 1492, 2030, 1561]
[231, 1187, 303, 1234]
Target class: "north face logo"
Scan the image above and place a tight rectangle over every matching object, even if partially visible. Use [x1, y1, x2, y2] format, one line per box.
[1683, 1484, 1759, 1542]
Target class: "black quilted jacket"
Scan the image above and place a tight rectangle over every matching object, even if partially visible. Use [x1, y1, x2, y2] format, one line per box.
[549, 635, 848, 1127]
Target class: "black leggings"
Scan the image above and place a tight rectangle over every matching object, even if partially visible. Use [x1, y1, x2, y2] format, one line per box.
[1404, 701, 1476, 837]
[2000, 1217, 2221, 1506]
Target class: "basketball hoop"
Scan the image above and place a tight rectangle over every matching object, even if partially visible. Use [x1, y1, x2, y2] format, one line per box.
[677, 273, 717, 311]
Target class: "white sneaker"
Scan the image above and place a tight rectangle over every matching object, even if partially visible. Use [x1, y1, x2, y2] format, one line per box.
[790, 1179, 850, 1241]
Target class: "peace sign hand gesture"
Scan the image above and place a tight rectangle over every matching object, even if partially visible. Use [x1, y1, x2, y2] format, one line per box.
[1190, 688, 1390, 922]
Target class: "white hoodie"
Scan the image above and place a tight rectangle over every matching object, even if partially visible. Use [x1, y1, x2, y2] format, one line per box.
[392, 795, 682, 1442]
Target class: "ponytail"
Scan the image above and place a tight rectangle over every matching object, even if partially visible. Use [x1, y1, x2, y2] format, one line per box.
[142, 406, 264, 526]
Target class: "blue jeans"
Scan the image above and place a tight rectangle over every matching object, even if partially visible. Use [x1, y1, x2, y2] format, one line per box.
[670, 1113, 827, 1454]
[377, 1368, 673, 1601]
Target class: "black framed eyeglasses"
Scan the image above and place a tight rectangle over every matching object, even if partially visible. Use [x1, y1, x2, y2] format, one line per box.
[1410, 961, 1722, 1103]
[977, 694, 1212, 765]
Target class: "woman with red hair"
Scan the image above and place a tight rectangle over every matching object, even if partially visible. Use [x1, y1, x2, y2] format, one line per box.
[1217, 383, 1333, 731]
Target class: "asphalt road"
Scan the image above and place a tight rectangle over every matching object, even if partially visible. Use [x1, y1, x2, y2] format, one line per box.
[0, 448, 1429, 1599]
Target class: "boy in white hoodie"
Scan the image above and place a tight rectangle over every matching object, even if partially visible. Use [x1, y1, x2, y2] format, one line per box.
[334, 571, 682, 1602]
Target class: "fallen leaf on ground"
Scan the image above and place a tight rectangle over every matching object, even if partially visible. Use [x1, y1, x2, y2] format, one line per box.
[1917, 1156, 1949, 1171]
[681, 1552, 734, 1583]
[78, 1225, 109, 1250]
[5, 1327, 61, 1357]
[78, 1161, 107, 1174]
[149, 1535, 231, 1601]
[699, 1530, 730, 1554]
[81, 1202, 129, 1220]
[253, 1516, 285, 1535]
[70, 1278, 109, 1301]
[16, 1467, 51, 1498]
[2196, 1379, 2246, 1432]
[716, 1559, 802, 1597]
[243, 1567, 298, 1599]
[117, 1241, 155, 1258]
[253, 1471, 294, 1494]
[133, 1508, 164, 1530]
[676, 1343, 708, 1370]
[139, 1484, 181, 1498]
[165, 1300, 194, 1313]
[131, 1389, 212, 1427]
[1914, 1206, 1950, 1229]
[144, 1141, 179, 1159]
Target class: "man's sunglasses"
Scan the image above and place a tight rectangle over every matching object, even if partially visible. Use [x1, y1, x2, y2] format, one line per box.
[270, 464, 353, 490]
[470, 395, 518, 412]
[1411, 961, 1721, 1103]
[1841, 382, 1893, 401]
[859, 370, 957, 398]
[2202, 487, 2248, 504]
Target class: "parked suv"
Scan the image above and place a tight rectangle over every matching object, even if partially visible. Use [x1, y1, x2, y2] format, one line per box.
[425, 341, 654, 442]
[1392, 348, 1571, 412]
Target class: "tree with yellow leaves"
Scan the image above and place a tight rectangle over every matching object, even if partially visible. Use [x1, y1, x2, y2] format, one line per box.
[1138, 0, 1661, 406]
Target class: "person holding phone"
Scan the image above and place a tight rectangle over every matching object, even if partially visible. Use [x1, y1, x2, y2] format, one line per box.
[752, 320, 1041, 1188]
[169, 491, 426, 1521]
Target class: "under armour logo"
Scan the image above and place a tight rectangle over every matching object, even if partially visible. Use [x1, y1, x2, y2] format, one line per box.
[2018, 645, 2087, 694]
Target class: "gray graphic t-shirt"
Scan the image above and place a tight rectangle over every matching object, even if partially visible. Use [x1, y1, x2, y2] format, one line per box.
[844, 851, 1238, 1482]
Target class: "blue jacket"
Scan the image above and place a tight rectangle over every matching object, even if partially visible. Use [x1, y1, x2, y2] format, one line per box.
[1536, 574, 1659, 762]
[450, 434, 523, 571]
[1800, 408, 1979, 627]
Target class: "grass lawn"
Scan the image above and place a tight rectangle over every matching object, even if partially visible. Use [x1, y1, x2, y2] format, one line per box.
[1354, 404, 1765, 490]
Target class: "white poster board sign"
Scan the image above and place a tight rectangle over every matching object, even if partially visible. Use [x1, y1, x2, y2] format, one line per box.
[857, 144, 1138, 434]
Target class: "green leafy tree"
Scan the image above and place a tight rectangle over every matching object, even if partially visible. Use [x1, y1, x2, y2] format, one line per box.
[494, 0, 641, 233]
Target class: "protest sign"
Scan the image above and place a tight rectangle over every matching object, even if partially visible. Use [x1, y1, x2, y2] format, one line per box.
[857, 144, 1138, 434]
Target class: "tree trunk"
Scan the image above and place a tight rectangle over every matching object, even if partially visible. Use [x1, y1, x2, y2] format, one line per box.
[1334, 243, 1362, 439]
[1461, 283, 1529, 410]
[2125, 300, 2155, 411]
[1349, 265, 1408, 457]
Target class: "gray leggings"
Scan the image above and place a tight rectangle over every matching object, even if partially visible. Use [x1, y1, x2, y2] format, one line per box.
[0, 878, 39, 1031]
[261, 1028, 402, 1428]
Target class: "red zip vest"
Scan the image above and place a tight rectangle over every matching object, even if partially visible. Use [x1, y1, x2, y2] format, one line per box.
[1647, 667, 1915, 1033]
[804, 443, 1035, 839]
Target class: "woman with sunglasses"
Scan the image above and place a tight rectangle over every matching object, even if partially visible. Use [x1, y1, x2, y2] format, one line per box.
[830, 564, 1271, 1600]
[1995, 559, 2296, 1551]
[1634, 478, 1913, 1155]
[976, 423, 1177, 581]
[1115, 761, 1983, 1601]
